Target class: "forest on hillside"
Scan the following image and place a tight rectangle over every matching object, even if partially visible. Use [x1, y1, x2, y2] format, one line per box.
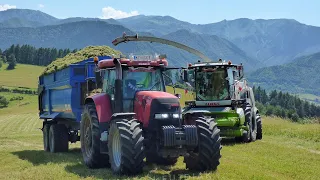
[0, 44, 77, 66]
[253, 86, 320, 122]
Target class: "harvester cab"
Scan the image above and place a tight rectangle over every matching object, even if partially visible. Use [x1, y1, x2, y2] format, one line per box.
[80, 34, 222, 175]
[182, 59, 262, 143]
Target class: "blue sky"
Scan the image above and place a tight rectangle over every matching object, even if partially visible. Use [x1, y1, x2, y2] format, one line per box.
[0, 0, 319, 26]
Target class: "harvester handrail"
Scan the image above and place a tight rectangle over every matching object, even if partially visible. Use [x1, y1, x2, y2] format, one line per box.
[112, 34, 213, 62]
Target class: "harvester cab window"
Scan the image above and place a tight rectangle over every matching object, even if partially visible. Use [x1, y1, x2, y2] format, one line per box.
[195, 68, 229, 101]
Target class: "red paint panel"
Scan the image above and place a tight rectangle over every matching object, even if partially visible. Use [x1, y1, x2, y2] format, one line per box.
[88, 93, 112, 123]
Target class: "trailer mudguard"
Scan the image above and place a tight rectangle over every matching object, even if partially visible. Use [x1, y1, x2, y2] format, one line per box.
[85, 93, 112, 123]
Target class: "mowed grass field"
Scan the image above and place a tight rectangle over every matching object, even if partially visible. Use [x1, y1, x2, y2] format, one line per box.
[1, 64, 320, 179]
[0, 100, 319, 180]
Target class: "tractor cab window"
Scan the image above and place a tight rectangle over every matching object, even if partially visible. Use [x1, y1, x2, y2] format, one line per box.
[122, 67, 164, 112]
[122, 68, 163, 99]
[195, 67, 229, 101]
[102, 69, 116, 95]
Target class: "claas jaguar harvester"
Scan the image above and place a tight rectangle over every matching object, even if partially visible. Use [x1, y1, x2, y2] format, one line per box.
[38, 35, 222, 176]
[182, 59, 263, 142]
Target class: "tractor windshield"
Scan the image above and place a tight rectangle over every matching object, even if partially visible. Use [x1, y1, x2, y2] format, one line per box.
[122, 67, 164, 99]
[195, 67, 229, 101]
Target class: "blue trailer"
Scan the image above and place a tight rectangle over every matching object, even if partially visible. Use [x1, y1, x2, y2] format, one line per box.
[38, 56, 111, 153]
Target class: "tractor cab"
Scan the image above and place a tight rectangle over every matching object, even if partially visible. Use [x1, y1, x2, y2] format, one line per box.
[93, 54, 180, 114]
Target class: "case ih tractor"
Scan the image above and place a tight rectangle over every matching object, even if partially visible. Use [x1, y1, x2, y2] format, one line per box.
[182, 59, 262, 142]
[81, 56, 222, 175]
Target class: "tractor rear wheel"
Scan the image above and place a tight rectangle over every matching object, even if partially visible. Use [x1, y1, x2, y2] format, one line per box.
[256, 113, 262, 140]
[43, 124, 50, 152]
[108, 118, 145, 175]
[146, 152, 178, 166]
[48, 124, 69, 153]
[184, 117, 222, 171]
[80, 103, 110, 168]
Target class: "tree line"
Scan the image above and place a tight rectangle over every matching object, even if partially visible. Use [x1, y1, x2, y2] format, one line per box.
[0, 44, 77, 68]
[253, 86, 320, 121]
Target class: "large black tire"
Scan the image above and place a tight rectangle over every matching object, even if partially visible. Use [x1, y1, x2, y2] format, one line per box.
[43, 124, 50, 152]
[256, 113, 262, 140]
[108, 118, 145, 175]
[48, 124, 69, 153]
[80, 103, 110, 168]
[145, 152, 178, 166]
[239, 103, 257, 142]
[184, 117, 222, 171]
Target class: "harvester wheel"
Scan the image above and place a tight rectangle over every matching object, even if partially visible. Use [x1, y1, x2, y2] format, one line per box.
[48, 124, 69, 153]
[145, 153, 178, 165]
[43, 124, 50, 152]
[240, 103, 257, 142]
[80, 103, 110, 168]
[184, 117, 222, 171]
[108, 118, 145, 175]
[256, 113, 262, 140]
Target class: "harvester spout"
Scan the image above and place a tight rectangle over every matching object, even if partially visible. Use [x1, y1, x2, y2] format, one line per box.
[112, 33, 213, 62]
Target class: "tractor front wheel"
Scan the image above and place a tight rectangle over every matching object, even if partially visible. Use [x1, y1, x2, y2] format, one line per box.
[108, 118, 145, 175]
[80, 103, 110, 168]
[184, 117, 222, 171]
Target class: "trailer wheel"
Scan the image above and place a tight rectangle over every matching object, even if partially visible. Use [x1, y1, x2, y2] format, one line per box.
[49, 124, 69, 153]
[184, 117, 222, 171]
[43, 124, 50, 152]
[145, 153, 178, 165]
[80, 103, 110, 168]
[108, 118, 145, 175]
[256, 113, 262, 140]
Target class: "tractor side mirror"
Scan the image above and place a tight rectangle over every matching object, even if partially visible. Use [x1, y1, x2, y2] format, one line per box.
[175, 93, 181, 99]
[183, 69, 188, 82]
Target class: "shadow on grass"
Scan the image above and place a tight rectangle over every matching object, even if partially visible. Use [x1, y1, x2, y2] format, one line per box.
[12, 148, 206, 179]
[11, 148, 82, 166]
[65, 162, 203, 180]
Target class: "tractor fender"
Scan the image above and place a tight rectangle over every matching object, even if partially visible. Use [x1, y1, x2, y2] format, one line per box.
[84, 93, 112, 123]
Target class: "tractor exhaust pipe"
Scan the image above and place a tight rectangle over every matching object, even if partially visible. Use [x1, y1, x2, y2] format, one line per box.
[113, 58, 123, 113]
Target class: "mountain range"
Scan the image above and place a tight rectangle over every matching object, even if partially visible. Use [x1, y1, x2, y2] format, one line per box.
[0, 8, 319, 97]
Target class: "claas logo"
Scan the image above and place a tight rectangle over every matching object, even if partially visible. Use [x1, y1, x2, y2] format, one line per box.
[206, 102, 220, 106]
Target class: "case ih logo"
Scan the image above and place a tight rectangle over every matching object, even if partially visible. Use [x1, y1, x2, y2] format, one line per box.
[206, 102, 220, 106]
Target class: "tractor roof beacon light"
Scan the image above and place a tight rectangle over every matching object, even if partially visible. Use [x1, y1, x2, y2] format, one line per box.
[228, 60, 232, 65]
[94, 56, 99, 64]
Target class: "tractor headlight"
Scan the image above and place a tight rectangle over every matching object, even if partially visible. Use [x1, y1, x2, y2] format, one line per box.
[155, 113, 169, 119]
[173, 114, 180, 118]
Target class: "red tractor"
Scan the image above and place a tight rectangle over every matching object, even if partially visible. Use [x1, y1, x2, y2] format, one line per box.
[80, 36, 222, 176]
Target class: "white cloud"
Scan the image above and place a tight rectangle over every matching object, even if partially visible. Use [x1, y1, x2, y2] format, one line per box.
[101, 6, 139, 19]
[0, 4, 17, 11]
[38, 4, 45, 8]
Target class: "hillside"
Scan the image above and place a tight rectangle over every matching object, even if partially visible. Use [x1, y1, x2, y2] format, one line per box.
[0, 21, 261, 70]
[119, 16, 320, 66]
[248, 51, 320, 96]
[2, 9, 320, 68]
[0, 64, 44, 88]
[0, 9, 58, 26]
